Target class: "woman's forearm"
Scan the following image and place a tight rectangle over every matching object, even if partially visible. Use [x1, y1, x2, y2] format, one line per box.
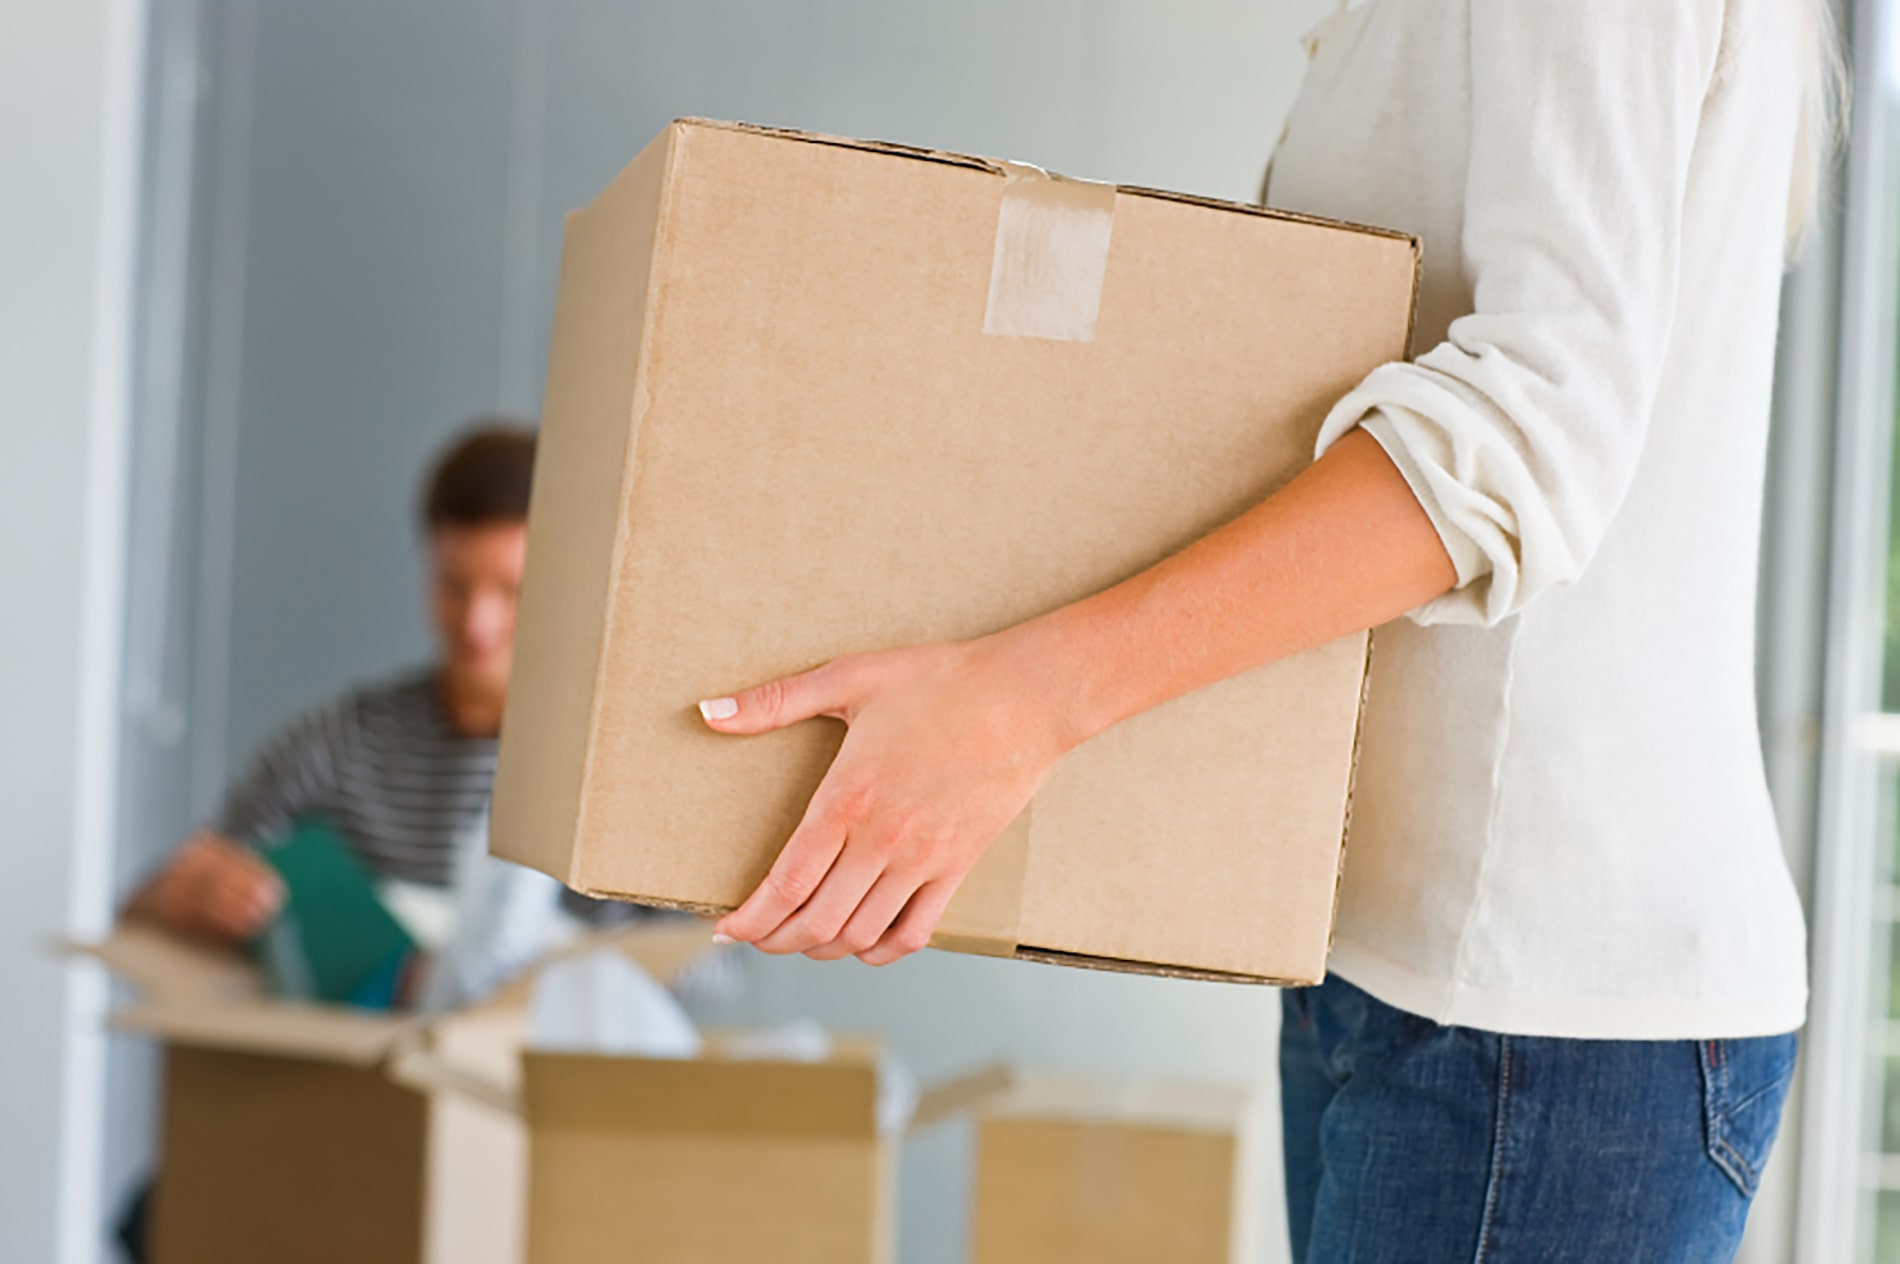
[1006, 428, 1460, 752]
[702, 428, 1460, 960]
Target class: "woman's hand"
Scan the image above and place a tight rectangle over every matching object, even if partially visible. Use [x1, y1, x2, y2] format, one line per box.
[699, 633, 1072, 966]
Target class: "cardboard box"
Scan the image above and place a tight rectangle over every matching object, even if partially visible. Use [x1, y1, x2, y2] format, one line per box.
[72, 921, 712, 1264]
[969, 1071, 1255, 1264]
[398, 1034, 1010, 1264]
[493, 118, 1419, 983]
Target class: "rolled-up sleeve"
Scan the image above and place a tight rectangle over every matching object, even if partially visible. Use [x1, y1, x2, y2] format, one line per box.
[1313, 0, 1725, 627]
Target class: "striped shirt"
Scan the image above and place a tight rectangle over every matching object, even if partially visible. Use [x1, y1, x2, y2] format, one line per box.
[216, 668, 496, 887]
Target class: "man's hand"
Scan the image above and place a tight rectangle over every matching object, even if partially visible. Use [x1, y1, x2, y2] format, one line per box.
[125, 832, 285, 944]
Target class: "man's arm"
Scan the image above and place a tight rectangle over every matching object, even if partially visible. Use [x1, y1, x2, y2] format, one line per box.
[125, 699, 346, 943]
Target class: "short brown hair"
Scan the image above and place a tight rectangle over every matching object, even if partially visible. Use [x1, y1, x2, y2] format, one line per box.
[421, 420, 536, 530]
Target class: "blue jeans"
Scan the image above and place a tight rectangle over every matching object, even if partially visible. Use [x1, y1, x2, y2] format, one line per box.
[1280, 975, 1798, 1263]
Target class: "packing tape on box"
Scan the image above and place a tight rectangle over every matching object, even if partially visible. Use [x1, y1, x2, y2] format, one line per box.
[982, 163, 1116, 343]
[931, 807, 1032, 959]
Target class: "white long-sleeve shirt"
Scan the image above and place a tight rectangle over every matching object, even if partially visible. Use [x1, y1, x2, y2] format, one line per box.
[1265, 0, 1809, 1038]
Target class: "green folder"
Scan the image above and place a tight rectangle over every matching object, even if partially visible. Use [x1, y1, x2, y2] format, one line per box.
[254, 817, 416, 1008]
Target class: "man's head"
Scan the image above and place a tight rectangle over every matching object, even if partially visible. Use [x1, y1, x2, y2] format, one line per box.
[420, 421, 535, 707]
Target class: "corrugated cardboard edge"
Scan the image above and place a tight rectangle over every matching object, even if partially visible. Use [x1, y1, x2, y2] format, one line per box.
[557, 898, 1289, 985]
[1013, 948, 1291, 987]
[680, 117, 1002, 177]
[569, 123, 689, 891]
[1316, 632, 1377, 982]
[572, 890, 725, 918]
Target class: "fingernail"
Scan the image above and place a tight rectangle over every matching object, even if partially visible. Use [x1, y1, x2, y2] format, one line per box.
[698, 697, 739, 722]
[711, 932, 736, 946]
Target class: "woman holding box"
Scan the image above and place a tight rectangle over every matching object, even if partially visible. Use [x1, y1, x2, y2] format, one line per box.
[699, 1, 1842, 1257]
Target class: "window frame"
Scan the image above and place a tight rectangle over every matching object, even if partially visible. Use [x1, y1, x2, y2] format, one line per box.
[1793, 0, 1900, 1257]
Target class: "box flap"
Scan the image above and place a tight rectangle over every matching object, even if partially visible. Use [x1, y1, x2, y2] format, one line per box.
[980, 1070, 1249, 1135]
[69, 919, 712, 1067]
[59, 921, 262, 1001]
[114, 998, 413, 1066]
[910, 1063, 1013, 1132]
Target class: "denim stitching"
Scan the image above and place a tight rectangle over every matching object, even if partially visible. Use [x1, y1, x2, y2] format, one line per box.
[1699, 1038, 1763, 1197]
[1711, 1135, 1758, 1194]
[1723, 1063, 1797, 1117]
[1474, 1035, 1512, 1263]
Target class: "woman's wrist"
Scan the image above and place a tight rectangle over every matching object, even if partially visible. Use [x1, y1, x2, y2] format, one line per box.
[973, 598, 1122, 762]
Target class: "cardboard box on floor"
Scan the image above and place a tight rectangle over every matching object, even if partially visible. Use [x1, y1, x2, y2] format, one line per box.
[492, 118, 1419, 984]
[395, 1035, 1010, 1264]
[969, 1070, 1256, 1264]
[68, 920, 715, 1264]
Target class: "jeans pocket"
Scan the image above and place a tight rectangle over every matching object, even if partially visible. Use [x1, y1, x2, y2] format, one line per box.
[1698, 1033, 1799, 1198]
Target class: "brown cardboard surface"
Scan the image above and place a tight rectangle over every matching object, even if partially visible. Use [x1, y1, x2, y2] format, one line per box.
[520, 1046, 893, 1264]
[970, 1071, 1253, 1264]
[492, 118, 1418, 983]
[526, 1131, 890, 1264]
[151, 1047, 429, 1264]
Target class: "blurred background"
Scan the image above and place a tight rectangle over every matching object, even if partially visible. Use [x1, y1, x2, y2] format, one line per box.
[5, 0, 1900, 1260]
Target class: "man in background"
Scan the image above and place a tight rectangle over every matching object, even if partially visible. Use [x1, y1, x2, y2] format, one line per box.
[126, 420, 546, 935]
[118, 419, 702, 1262]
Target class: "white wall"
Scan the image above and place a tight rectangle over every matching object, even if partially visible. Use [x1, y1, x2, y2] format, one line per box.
[0, 2, 144, 1262]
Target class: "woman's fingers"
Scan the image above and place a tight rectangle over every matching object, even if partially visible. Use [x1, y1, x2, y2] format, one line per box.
[753, 838, 887, 955]
[714, 801, 849, 945]
[856, 877, 958, 967]
[699, 658, 863, 736]
[802, 869, 923, 961]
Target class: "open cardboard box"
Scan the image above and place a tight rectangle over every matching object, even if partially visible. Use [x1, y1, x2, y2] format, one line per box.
[395, 1033, 1010, 1264]
[969, 1069, 1257, 1264]
[492, 118, 1420, 985]
[68, 919, 716, 1264]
